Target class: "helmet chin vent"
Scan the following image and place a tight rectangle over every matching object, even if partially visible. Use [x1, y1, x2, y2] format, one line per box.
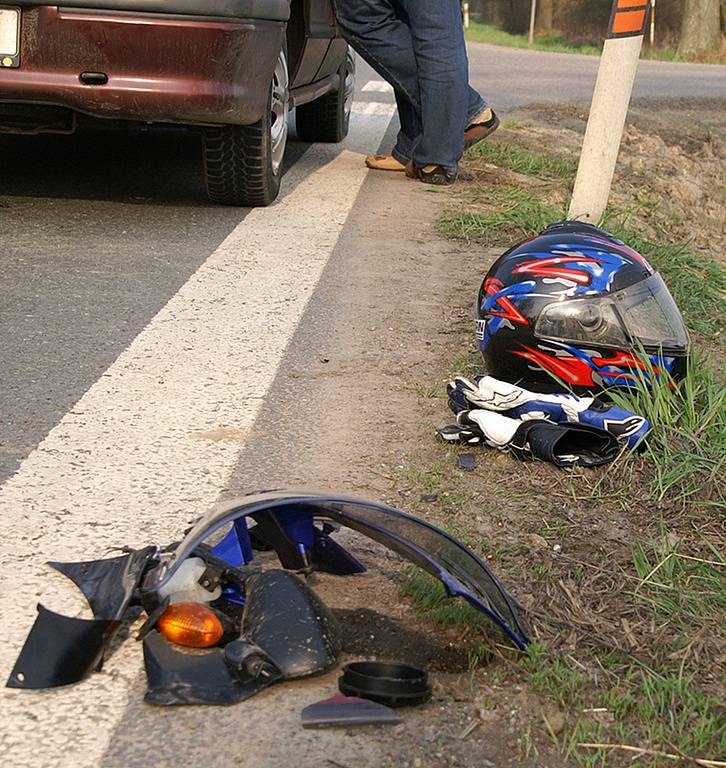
[475, 319, 486, 341]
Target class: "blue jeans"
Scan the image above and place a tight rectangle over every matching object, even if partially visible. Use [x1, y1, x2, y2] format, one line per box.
[334, 0, 486, 171]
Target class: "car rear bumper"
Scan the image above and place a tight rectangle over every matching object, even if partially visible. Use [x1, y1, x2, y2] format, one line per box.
[0, 6, 285, 126]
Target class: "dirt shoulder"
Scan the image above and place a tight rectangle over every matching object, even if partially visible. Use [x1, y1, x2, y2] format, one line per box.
[506, 97, 726, 259]
[381, 97, 725, 768]
[218, 152, 572, 766]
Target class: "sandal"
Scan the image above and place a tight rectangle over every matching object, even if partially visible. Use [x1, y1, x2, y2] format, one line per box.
[464, 108, 500, 150]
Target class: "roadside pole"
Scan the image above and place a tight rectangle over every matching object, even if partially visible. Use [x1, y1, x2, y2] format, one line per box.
[568, 0, 651, 223]
[528, 0, 537, 44]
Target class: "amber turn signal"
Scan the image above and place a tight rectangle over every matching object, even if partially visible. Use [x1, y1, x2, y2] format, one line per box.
[157, 602, 224, 648]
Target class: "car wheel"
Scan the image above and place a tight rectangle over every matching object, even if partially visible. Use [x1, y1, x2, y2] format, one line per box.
[203, 47, 289, 207]
[295, 47, 355, 143]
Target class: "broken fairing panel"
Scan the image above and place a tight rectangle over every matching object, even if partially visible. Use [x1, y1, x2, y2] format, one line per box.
[144, 491, 529, 649]
[144, 570, 340, 706]
[7, 605, 118, 689]
[7, 547, 156, 689]
[48, 546, 157, 620]
[7, 489, 528, 698]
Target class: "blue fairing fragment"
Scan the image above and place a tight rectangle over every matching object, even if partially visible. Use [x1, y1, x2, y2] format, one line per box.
[211, 519, 254, 567]
[275, 506, 315, 548]
[144, 491, 529, 650]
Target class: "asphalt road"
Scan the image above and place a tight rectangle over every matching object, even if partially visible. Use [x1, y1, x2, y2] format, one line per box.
[467, 42, 726, 109]
[0, 46, 724, 768]
[1, 49, 724, 484]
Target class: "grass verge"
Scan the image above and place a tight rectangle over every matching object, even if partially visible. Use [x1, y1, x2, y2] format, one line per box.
[438, 188, 564, 245]
[402, 125, 726, 766]
[465, 140, 577, 181]
[400, 512, 726, 768]
[465, 21, 602, 56]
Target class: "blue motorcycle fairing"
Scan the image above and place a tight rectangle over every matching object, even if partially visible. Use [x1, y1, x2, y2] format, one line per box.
[142, 491, 529, 650]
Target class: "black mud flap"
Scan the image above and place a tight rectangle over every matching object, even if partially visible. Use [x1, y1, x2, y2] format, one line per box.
[7, 605, 118, 689]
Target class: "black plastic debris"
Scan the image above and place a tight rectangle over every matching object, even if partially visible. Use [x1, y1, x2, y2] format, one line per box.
[144, 570, 340, 706]
[7, 605, 118, 689]
[338, 661, 431, 708]
[457, 453, 477, 471]
[48, 546, 157, 620]
[301, 694, 402, 728]
[8, 489, 529, 703]
[8, 546, 157, 690]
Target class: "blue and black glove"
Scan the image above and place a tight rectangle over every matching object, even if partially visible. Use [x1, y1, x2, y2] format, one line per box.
[447, 376, 649, 450]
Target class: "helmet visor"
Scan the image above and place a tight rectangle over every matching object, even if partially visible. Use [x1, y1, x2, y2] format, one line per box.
[613, 274, 689, 348]
[535, 274, 688, 350]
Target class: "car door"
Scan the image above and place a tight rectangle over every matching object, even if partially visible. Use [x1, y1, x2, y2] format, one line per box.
[289, 0, 336, 88]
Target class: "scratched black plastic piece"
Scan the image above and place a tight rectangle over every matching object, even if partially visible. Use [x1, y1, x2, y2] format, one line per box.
[48, 546, 156, 620]
[7, 604, 117, 689]
[143, 569, 340, 705]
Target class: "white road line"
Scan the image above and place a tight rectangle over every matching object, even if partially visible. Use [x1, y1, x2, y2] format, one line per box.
[352, 101, 397, 117]
[362, 80, 393, 94]
[0, 110, 391, 767]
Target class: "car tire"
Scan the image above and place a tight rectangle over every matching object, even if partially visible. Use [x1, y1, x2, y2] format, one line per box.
[203, 47, 289, 207]
[295, 48, 355, 143]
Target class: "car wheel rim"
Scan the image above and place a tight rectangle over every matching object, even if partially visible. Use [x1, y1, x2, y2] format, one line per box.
[270, 49, 289, 176]
[343, 50, 355, 126]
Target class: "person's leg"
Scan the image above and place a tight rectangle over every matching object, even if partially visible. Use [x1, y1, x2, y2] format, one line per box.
[389, 89, 420, 165]
[333, 0, 420, 162]
[401, 0, 471, 172]
[334, 0, 496, 172]
[467, 87, 487, 124]
[366, 88, 416, 169]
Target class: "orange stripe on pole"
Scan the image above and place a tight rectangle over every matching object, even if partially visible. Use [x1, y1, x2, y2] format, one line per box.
[612, 9, 646, 33]
[617, 0, 643, 8]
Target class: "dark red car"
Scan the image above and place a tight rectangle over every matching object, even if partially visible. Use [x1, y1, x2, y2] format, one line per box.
[0, 0, 354, 205]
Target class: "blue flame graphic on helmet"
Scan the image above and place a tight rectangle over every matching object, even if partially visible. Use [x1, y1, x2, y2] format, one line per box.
[510, 240, 652, 295]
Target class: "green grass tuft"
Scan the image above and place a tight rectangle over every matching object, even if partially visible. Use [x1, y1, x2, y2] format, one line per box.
[522, 643, 726, 765]
[631, 528, 726, 627]
[466, 141, 577, 180]
[608, 352, 726, 506]
[399, 568, 495, 635]
[437, 188, 563, 245]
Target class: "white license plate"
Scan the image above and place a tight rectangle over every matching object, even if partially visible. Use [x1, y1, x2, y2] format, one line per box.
[0, 7, 20, 67]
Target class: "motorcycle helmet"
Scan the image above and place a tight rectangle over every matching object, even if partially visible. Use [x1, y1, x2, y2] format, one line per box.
[476, 221, 689, 392]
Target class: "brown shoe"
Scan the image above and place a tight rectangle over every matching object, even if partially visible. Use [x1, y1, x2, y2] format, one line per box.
[365, 154, 407, 172]
[464, 108, 500, 150]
